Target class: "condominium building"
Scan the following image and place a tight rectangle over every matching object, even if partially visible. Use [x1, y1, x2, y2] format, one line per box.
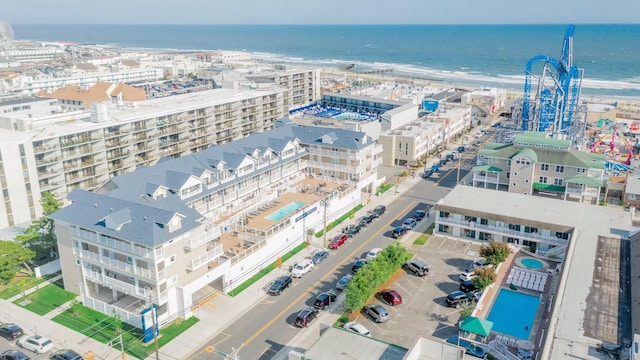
[0, 88, 285, 229]
[244, 68, 322, 112]
[50, 123, 374, 328]
[473, 132, 607, 203]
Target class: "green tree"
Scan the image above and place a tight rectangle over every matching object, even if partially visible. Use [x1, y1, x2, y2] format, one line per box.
[473, 267, 497, 290]
[479, 241, 510, 266]
[0, 241, 35, 284]
[16, 191, 62, 262]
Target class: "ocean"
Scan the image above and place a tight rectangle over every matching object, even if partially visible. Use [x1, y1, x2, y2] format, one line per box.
[11, 24, 640, 98]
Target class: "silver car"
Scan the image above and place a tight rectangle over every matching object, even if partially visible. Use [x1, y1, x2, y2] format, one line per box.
[364, 304, 389, 323]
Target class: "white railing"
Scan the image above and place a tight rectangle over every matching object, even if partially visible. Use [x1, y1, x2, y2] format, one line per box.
[71, 227, 158, 259]
[305, 148, 357, 160]
[79, 249, 161, 279]
[187, 244, 224, 271]
[184, 227, 222, 250]
[237, 183, 258, 197]
[307, 160, 352, 172]
[84, 270, 152, 298]
[473, 174, 500, 184]
[437, 217, 569, 246]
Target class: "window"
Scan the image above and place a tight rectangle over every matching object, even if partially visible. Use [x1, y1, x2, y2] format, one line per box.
[513, 172, 518, 176]
[539, 176, 548, 183]
[507, 237, 519, 244]
[169, 255, 176, 264]
[506, 172, 510, 179]
[540, 164, 549, 171]
[439, 211, 450, 218]
[508, 224, 521, 231]
[126, 256, 133, 264]
[524, 226, 538, 233]
[555, 165, 565, 173]
[480, 218, 488, 225]
[554, 178, 563, 186]
[512, 182, 517, 187]
[576, 168, 586, 173]
[75, 258, 81, 266]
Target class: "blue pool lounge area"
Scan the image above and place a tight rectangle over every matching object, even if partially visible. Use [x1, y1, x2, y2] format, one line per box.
[266, 201, 305, 221]
[487, 289, 540, 340]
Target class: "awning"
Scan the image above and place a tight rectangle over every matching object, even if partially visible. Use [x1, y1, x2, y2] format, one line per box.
[472, 165, 502, 173]
[459, 316, 494, 337]
[564, 176, 604, 187]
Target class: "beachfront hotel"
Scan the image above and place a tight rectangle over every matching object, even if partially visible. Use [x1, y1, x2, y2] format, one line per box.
[434, 185, 636, 359]
[49, 123, 379, 328]
[472, 132, 607, 204]
[0, 88, 285, 230]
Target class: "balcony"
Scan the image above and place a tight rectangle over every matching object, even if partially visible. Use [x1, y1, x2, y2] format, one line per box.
[436, 217, 569, 246]
[187, 244, 224, 271]
[306, 148, 357, 160]
[78, 249, 161, 279]
[307, 160, 352, 172]
[84, 269, 152, 298]
[184, 227, 222, 251]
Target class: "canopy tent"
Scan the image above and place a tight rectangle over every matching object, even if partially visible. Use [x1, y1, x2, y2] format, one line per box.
[459, 316, 494, 337]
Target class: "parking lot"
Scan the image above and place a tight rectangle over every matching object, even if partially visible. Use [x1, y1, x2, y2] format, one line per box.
[352, 235, 483, 348]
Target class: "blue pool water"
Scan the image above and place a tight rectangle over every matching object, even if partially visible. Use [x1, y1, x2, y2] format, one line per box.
[334, 112, 366, 120]
[521, 258, 544, 269]
[487, 289, 540, 340]
[266, 201, 305, 221]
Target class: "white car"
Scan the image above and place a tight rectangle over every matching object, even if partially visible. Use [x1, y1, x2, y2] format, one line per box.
[343, 321, 371, 337]
[366, 248, 382, 260]
[459, 268, 477, 281]
[291, 259, 314, 278]
[18, 335, 53, 354]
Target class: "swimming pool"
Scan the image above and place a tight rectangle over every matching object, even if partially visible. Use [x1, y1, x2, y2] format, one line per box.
[266, 201, 305, 221]
[521, 258, 544, 269]
[487, 289, 540, 340]
[334, 112, 366, 120]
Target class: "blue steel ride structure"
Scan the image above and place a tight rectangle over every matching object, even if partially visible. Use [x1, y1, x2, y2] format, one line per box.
[521, 25, 583, 139]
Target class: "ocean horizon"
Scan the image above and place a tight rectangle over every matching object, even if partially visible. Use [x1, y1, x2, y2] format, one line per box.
[10, 24, 640, 98]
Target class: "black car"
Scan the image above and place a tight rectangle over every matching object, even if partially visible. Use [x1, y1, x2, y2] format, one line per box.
[294, 307, 318, 327]
[313, 292, 337, 310]
[359, 214, 376, 227]
[0, 324, 23, 341]
[460, 280, 480, 294]
[268, 275, 292, 295]
[311, 250, 329, 264]
[50, 349, 84, 360]
[438, 159, 448, 166]
[391, 226, 407, 239]
[344, 224, 362, 237]
[446, 291, 476, 308]
[413, 209, 427, 221]
[0, 350, 30, 360]
[371, 205, 386, 217]
[457, 145, 466, 152]
[351, 259, 370, 273]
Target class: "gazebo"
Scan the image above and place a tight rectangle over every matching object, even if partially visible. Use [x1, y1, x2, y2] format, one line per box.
[459, 316, 494, 342]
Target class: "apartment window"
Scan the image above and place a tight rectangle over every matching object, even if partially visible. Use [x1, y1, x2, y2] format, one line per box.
[576, 168, 586, 173]
[507, 237, 519, 244]
[524, 226, 538, 233]
[555, 165, 565, 173]
[439, 211, 450, 218]
[554, 178, 563, 186]
[464, 216, 477, 223]
[169, 255, 176, 264]
[480, 218, 488, 225]
[75, 259, 81, 266]
[508, 224, 521, 231]
[540, 164, 549, 171]
[126, 256, 133, 264]
[539, 176, 548, 183]
[506, 172, 510, 179]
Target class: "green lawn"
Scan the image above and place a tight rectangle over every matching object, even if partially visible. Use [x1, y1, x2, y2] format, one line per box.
[13, 283, 77, 315]
[0, 275, 50, 300]
[54, 304, 199, 359]
[413, 224, 434, 245]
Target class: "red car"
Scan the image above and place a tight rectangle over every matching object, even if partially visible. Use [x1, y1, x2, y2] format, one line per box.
[380, 289, 403, 306]
[328, 234, 348, 249]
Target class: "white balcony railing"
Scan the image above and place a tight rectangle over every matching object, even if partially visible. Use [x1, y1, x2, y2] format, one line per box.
[187, 244, 224, 271]
[436, 217, 569, 246]
[79, 249, 163, 279]
[184, 227, 222, 251]
[84, 269, 152, 298]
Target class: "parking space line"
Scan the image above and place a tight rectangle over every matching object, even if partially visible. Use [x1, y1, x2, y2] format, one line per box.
[449, 238, 458, 250]
[395, 282, 411, 297]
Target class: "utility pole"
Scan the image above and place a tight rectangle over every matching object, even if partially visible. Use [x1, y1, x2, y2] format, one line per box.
[323, 194, 328, 249]
[149, 292, 159, 360]
[456, 153, 462, 184]
[423, 138, 430, 174]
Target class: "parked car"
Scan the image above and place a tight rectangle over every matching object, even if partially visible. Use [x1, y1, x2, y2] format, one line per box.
[404, 259, 431, 277]
[457, 145, 466, 152]
[380, 289, 402, 306]
[413, 209, 427, 221]
[18, 335, 53, 354]
[359, 214, 376, 227]
[422, 170, 433, 179]
[438, 159, 448, 166]
[469, 259, 490, 270]
[311, 249, 329, 264]
[49, 349, 84, 360]
[291, 259, 314, 278]
[474, 140, 483, 147]
[328, 233, 348, 249]
[268, 275, 292, 295]
[460, 280, 480, 295]
[351, 259, 370, 273]
[365, 248, 382, 260]
[343, 321, 371, 337]
[344, 224, 361, 237]
[313, 292, 337, 310]
[402, 218, 417, 230]
[336, 274, 353, 291]
[0, 350, 30, 360]
[0, 324, 23, 341]
[391, 226, 407, 239]
[364, 304, 390, 323]
[371, 205, 386, 217]
[294, 307, 318, 327]
[459, 268, 477, 281]
[446, 291, 475, 308]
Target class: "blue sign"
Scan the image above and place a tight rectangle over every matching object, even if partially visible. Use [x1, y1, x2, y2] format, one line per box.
[141, 304, 159, 343]
[295, 206, 317, 222]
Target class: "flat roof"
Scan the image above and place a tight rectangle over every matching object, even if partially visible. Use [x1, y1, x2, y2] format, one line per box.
[435, 186, 633, 359]
[303, 326, 407, 360]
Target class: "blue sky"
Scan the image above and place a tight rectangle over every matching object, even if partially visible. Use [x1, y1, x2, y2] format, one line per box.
[4, 0, 639, 24]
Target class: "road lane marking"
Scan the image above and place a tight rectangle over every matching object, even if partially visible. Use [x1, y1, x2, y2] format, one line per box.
[239, 201, 417, 351]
